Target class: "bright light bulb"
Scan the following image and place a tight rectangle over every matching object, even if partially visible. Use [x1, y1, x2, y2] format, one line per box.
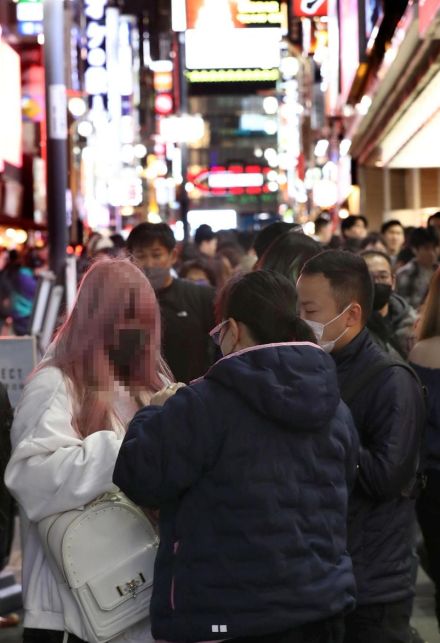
[263, 96, 278, 115]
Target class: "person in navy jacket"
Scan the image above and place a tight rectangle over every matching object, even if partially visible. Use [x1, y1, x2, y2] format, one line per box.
[114, 270, 359, 643]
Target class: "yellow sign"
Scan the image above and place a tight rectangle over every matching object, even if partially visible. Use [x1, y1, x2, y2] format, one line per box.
[186, 68, 279, 83]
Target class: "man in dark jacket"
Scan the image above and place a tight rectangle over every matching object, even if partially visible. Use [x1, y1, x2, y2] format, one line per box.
[127, 222, 216, 383]
[297, 250, 425, 643]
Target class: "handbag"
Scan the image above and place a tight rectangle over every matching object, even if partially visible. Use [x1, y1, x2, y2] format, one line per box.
[38, 492, 159, 643]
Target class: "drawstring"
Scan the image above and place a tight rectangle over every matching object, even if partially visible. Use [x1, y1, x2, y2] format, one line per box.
[62, 633, 69, 643]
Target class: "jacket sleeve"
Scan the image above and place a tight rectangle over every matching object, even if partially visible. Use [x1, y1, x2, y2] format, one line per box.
[357, 366, 424, 501]
[4, 367, 122, 521]
[113, 384, 220, 508]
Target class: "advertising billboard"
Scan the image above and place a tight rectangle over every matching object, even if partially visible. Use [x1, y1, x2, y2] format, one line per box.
[339, 0, 360, 103]
[292, 0, 328, 17]
[185, 0, 282, 84]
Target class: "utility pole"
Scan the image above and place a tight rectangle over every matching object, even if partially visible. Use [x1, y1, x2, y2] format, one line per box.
[43, 0, 68, 276]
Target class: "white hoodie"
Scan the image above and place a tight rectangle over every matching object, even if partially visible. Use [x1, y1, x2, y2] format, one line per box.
[5, 365, 154, 642]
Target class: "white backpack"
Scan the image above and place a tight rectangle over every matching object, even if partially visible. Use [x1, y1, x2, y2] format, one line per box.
[38, 492, 158, 643]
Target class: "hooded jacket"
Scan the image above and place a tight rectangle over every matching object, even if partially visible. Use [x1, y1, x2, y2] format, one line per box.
[114, 343, 358, 642]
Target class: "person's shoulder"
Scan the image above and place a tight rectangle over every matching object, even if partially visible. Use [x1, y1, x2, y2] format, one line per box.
[409, 338, 440, 369]
[396, 260, 416, 276]
[175, 278, 215, 300]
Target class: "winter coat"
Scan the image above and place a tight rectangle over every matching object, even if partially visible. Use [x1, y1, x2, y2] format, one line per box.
[0, 383, 13, 570]
[4, 365, 153, 642]
[114, 342, 359, 642]
[333, 329, 425, 606]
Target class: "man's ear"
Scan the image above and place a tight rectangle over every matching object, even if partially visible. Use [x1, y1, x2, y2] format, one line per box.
[346, 303, 363, 327]
[170, 248, 179, 266]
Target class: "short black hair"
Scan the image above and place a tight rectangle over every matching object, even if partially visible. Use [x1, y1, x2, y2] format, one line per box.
[341, 215, 368, 234]
[253, 222, 301, 259]
[194, 224, 215, 246]
[258, 231, 321, 284]
[315, 215, 332, 234]
[360, 232, 386, 250]
[428, 212, 440, 226]
[126, 222, 176, 253]
[300, 250, 374, 324]
[381, 219, 404, 235]
[216, 270, 316, 345]
[360, 250, 393, 270]
[410, 227, 438, 250]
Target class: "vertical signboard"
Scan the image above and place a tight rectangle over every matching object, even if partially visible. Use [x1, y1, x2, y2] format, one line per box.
[84, 0, 108, 108]
[419, 0, 440, 36]
[339, 0, 360, 103]
[0, 41, 22, 170]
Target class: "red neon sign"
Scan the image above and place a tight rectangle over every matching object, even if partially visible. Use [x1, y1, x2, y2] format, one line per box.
[419, 0, 440, 36]
[189, 165, 275, 196]
[292, 0, 328, 17]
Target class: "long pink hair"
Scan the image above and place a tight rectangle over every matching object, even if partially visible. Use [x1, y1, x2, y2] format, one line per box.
[42, 259, 172, 437]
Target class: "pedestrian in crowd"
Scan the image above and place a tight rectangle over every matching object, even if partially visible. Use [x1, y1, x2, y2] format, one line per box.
[179, 257, 217, 287]
[313, 212, 333, 247]
[360, 232, 388, 254]
[362, 250, 417, 359]
[256, 230, 320, 283]
[427, 212, 440, 237]
[341, 215, 369, 251]
[109, 233, 127, 258]
[127, 222, 216, 383]
[2, 249, 38, 336]
[5, 259, 172, 643]
[194, 224, 218, 258]
[253, 221, 302, 260]
[409, 267, 440, 630]
[114, 270, 358, 643]
[297, 251, 425, 643]
[396, 227, 439, 310]
[381, 220, 406, 266]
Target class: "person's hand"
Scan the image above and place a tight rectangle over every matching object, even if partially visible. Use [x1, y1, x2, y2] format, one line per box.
[150, 382, 186, 406]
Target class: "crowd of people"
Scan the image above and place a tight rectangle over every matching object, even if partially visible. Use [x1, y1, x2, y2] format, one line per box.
[1, 210, 440, 643]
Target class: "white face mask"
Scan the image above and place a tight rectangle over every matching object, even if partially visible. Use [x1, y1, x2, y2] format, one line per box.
[304, 304, 352, 353]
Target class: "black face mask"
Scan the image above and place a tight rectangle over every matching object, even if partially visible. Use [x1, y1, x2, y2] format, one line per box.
[108, 329, 146, 381]
[373, 283, 392, 311]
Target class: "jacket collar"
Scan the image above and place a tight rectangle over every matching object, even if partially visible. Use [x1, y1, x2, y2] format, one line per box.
[332, 328, 370, 370]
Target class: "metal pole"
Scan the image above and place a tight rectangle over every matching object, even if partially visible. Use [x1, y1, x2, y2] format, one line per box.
[43, 0, 68, 277]
[177, 31, 189, 241]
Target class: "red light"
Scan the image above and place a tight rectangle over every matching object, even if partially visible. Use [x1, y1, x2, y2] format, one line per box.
[155, 94, 173, 116]
[67, 245, 74, 255]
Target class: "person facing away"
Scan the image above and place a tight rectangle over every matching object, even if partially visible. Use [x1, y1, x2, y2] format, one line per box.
[127, 222, 216, 384]
[297, 250, 425, 643]
[396, 227, 439, 310]
[340, 215, 369, 252]
[255, 230, 321, 284]
[361, 250, 417, 359]
[194, 224, 218, 258]
[114, 270, 359, 643]
[5, 259, 172, 643]
[409, 267, 440, 630]
[2, 249, 38, 336]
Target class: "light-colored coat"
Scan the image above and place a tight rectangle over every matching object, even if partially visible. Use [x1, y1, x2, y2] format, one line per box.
[5, 365, 153, 642]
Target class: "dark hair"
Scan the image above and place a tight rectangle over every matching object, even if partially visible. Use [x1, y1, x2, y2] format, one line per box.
[179, 259, 217, 286]
[217, 243, 244, 268]
[315, 215, 332, 234]
[257, 231, 321, 283]
[428, 212, 440, 227]
[110, 234, 126, 250]
[216, 270, 316, 345]
[301, 250, 374, 324]
[127, 223, 176, 253]
[341, 215, 368, 235]
[253, 222, 301, 259]
[194, 224, 215, 246]
[381, 219, 404, 235]
[409, 227, 438, 250]
[360, 232, 387, 250]
[360, 250, 393, 270]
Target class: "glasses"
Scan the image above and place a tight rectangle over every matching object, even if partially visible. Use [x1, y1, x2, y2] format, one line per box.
[209, 319, 229, 346]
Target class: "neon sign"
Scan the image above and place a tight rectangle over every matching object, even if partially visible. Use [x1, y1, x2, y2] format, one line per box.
[186, 69, 279, 83]
[189, 165, 277, 195]
[292, 0, 327, 17]
[84, 0, 108, 103]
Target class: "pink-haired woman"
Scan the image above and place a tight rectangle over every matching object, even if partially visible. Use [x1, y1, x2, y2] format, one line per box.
[5, 260, 172, 643]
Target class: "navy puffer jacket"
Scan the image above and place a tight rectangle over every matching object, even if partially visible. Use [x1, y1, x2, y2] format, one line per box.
[114, 343, 358, 642]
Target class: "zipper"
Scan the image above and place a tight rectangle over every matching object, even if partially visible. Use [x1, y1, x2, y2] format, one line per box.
[170, 540, 180, 611]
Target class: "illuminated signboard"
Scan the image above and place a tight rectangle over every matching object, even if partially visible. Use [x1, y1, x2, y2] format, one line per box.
[339, 0, 359, 102]
[16, 0, 43, 35]
[292, 0, 328, 17]
[84, 0, 108, 105]
[189, 165, 276, 195]
[0, 41, 22, 170]
[419, 0, 440, 36]
[185, 0, 281, 84]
